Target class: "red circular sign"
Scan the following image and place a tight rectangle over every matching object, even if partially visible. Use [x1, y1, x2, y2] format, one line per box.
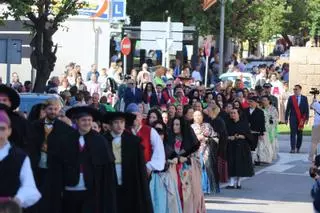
[121, 37, 131, 56]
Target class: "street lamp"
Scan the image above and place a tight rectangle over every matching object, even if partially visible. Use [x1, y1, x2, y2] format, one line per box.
[163, 10, 169, 21]
[219, 0, 225, 75]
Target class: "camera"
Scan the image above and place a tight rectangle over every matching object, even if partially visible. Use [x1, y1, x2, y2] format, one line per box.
[310, 88, 320, 96]
[310, 166, 320, 179]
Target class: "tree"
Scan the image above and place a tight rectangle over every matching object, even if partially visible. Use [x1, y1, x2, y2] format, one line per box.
[3, 0, 86, 92]
[307, 0, 320, 45]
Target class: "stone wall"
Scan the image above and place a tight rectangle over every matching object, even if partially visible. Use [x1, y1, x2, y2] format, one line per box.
[289, 47, 320, 123]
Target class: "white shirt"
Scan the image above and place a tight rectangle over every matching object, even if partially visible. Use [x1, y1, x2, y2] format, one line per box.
[65, 136, 87, 191]
[86, 81, 101, 96]
[132, 127, 165, 172]
[249, 108, 255, 115]
[192, 71, 202, 82]
[296, 95, 301, 105]
[98, 75, 108, 90]
[312, 101, 320, 126]
[0, 142, 41, 208]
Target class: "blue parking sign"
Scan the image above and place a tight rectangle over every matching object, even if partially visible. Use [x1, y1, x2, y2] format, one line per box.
[112, 1, 125, 18]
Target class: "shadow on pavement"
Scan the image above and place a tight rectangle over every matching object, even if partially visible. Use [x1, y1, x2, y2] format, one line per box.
[205, 199, 268, 205]
[212, 173, 313, 203]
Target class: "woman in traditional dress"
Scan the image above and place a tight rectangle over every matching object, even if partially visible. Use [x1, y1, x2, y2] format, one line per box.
[167, 117, 205, 213]
[149, 121, 183, 213]
[226, 108, 254, 189]
[191, 111, 219, 194]
[261, 95, 279, 160]
[206, 103, 229, 184]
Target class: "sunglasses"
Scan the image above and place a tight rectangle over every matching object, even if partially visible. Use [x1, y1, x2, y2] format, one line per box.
[0, 126, 8, 131]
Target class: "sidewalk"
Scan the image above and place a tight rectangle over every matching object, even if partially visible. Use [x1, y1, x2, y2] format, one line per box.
[278, 134, 311, 154]
[206, 134, 314, 213]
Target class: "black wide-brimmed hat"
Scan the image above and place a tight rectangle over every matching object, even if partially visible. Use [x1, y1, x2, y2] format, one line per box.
[0, 85, 20, 110]
[263, 83, 273, 88]
[248, 96, 260, 103]
[103, 111, 136, 126]
[66, 106, 101, 121]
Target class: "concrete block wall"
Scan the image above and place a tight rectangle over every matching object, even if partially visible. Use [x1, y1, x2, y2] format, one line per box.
[289, 47, 320, 124]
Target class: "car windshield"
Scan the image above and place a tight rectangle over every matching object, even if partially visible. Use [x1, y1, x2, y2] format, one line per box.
[220, 76, 252, 88]
[19, 96, 63, 114]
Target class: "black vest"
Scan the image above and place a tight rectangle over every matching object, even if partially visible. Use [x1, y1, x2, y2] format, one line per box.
[0, 146, 26, 197]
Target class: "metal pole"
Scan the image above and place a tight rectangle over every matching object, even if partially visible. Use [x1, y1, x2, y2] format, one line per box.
[123, 55, 127, 76]
[205, 56, 209, 87]
[166, 17, 171, 68]
[6, 39, 11, 85]
[219, 0, 225, 75]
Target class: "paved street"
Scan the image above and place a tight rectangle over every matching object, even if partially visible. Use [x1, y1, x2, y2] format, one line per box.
[206, 135, 315, 213]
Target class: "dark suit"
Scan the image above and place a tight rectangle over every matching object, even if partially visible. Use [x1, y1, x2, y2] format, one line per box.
[28, 119, 79, 213]
[150, 92, 166, 107]
[104, 131, 153, 213]
[285, 95, 309, 150]
[245, 107, 266, 151]
[124, 87, 143, 108]
[62, 130, 117, 213]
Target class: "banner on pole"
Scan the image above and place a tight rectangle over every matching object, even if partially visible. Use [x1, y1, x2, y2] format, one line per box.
[203, 0, 217, 11]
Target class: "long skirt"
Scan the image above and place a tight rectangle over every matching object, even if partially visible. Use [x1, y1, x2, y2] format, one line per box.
[176, 162, 192, 213]
[150, 171, 182, 213]
[266, 126, 279, 160]
[217, 156, 228, 183]
[227, 140, 254, 177]
[200, 142, 219, 194]
[190, 157, 207, 213]
[256, 134, 273, 164]
[174, 158, 206, 213]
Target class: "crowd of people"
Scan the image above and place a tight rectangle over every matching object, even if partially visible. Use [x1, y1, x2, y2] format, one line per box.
[0, 55, 316, 213]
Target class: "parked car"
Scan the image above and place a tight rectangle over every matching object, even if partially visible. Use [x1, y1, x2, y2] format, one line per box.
[244, 59, 276, 74]
[219, 72, 255, 89]
[19, 93, 63, 114]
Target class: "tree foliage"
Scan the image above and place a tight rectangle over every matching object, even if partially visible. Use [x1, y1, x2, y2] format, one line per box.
[2, 0, 86, 92]
[127, 0, 320, 43]
[307, 0, 320, 36]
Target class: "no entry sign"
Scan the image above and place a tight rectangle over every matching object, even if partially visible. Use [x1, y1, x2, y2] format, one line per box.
[121, 37, 131, 56]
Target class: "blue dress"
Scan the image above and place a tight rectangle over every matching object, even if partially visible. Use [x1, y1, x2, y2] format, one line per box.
[150, 170, 183, 213]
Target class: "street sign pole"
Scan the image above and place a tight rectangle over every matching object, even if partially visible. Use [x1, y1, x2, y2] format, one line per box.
[6, 39, 11, 85]
[219, 0, 225, 75]
[166, 17, 171, 69]
[123, 54, 127, 76]
[205, 56, 209, 87]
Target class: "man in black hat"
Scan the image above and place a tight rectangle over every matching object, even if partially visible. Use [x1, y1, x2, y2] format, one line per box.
[63, 106, 117, 213]
[263, 83, 278, 111]
[103, 111, 153, 213]
[29, 98, 78, 213]
[245, 96, 266, 165]
[0, 85, 30, 150]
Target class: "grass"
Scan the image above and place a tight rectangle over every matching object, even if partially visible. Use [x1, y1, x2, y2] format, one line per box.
[277, 124, 312, 136]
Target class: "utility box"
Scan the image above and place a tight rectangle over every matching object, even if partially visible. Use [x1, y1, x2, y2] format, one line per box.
[0, 39, 22, 64]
